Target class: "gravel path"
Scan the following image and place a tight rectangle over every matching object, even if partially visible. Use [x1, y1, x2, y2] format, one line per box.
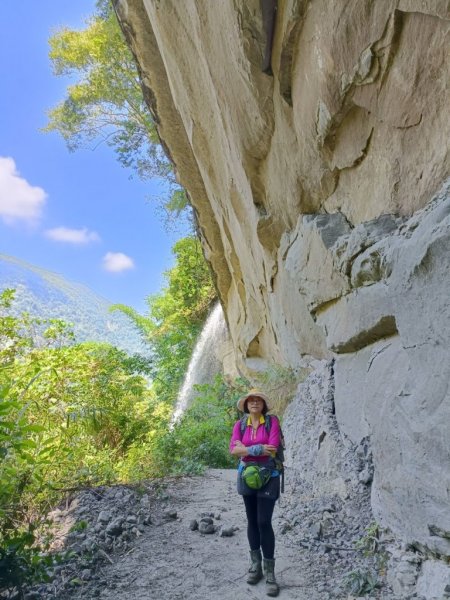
[70, 470, 325, 600]
[19, 468, 392, 600]
[91, 469, 320, 600]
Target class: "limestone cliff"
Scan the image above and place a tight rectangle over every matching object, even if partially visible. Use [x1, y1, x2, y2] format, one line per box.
[114, 1, 450, 596]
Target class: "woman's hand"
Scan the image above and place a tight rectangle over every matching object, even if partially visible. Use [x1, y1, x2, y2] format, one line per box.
[231, 439, 249, 457]
[231, 441, 277, 457]
[262, 444, 277, 457]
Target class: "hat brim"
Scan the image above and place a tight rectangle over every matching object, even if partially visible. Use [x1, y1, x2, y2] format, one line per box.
[237, 391, 272, 413]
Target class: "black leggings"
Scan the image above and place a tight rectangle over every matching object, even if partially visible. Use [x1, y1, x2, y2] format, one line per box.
[243, 495, 276, 559]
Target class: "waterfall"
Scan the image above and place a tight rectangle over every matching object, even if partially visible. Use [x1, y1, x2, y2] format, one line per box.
[171, 302, 228, 425]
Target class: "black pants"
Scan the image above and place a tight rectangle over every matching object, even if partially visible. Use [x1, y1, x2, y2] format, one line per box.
[243, 494, 277, 559]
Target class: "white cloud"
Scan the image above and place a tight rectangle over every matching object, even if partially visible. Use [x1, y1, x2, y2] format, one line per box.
[45, 226, 100, 244]
[0, 157, 47, 224]
[102, 252, 135, 273]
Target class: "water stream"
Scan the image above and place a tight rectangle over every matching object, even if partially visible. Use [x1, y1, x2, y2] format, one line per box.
[171, 302, 228, 425]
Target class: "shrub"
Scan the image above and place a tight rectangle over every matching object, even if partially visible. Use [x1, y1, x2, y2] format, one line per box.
[151, 375, 249, 476]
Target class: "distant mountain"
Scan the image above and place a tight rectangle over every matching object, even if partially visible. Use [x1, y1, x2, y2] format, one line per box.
[0, 254, 147, 356]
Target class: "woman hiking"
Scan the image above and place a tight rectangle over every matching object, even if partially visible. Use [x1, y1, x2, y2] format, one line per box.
[229, 389, 281, 597]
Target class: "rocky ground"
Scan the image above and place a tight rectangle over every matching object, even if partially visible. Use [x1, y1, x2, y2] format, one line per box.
[3, 468, 423, 600]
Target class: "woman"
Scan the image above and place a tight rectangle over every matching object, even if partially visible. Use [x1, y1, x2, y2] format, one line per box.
[229, 389, 281, 597]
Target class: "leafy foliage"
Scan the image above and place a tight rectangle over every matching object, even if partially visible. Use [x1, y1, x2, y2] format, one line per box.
[342, 522, 388, 596]
[355, 522, 381, 556]
[151, 375, 250, 476]
[0, 290, 153, 593]
[44, 0, 190, 225]
[0, 236, 221, 594]
[46, 0, 159, 177]
[354, 521, 389, 574]
[112, 236, 217, 405]
[343, 568, 380, 596]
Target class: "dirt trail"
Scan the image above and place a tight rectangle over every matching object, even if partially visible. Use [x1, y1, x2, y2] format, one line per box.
[88, 469, 321, 600]
[39, 465, 388, 600]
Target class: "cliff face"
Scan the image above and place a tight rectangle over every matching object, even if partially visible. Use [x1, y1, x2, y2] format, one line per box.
[115, 0, 450, 594]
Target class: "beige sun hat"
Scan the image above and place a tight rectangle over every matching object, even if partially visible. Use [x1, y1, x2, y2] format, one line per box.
[237, 389, 272, 413]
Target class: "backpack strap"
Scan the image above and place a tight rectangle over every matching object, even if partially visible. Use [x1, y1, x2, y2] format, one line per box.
[265, 415, 285, 493]
[242, 414, 274, 435]
[239, 415, 247, 437]
[266, 414, 282, 434]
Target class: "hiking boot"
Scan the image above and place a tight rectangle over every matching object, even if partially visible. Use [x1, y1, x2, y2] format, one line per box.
[263, 558, 279, 597]
[247, 549, 263, 584]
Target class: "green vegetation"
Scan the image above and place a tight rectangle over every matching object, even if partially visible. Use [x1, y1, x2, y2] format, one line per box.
[2, 236, 307, 597]
[152, 376, 249, 476]
[5, 1, 223, 582]
[354, 522, 383, 556]
[0, 234, 229, 594]
[343, 569, 380, 596]
[0, 288, 154, 591]
[44, 0, 189, 223]
[111, 236, 217, 405]
[343, 522, 388, 596]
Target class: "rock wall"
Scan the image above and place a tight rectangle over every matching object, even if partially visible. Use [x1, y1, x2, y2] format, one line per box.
[114, 1, 450, 596]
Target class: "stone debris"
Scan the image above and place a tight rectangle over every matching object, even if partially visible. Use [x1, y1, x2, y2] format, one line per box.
[198, 520, 215, 534]
[5, 483, 161, 600]
[6, 468, 446, 600]
[8, 475, 245, 600]
[220, 527, 236, 537]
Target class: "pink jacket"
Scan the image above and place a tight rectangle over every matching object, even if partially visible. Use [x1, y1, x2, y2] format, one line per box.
[229, 415, 281, 464]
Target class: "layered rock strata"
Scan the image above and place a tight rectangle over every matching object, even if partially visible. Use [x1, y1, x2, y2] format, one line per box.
[115, 0, 449, 371]
[114, 1, 450, 596]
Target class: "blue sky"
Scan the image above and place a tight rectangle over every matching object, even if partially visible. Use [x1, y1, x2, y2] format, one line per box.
[0, 1, 185, 313]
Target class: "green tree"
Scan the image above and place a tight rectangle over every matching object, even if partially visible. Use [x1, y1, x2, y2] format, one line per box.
[45, 0, 189, 221]
[0, 288, 246, 593]
[152, 375, 248, 475]
[0, 290, 157, 591]
[112, 236, 217, 404]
